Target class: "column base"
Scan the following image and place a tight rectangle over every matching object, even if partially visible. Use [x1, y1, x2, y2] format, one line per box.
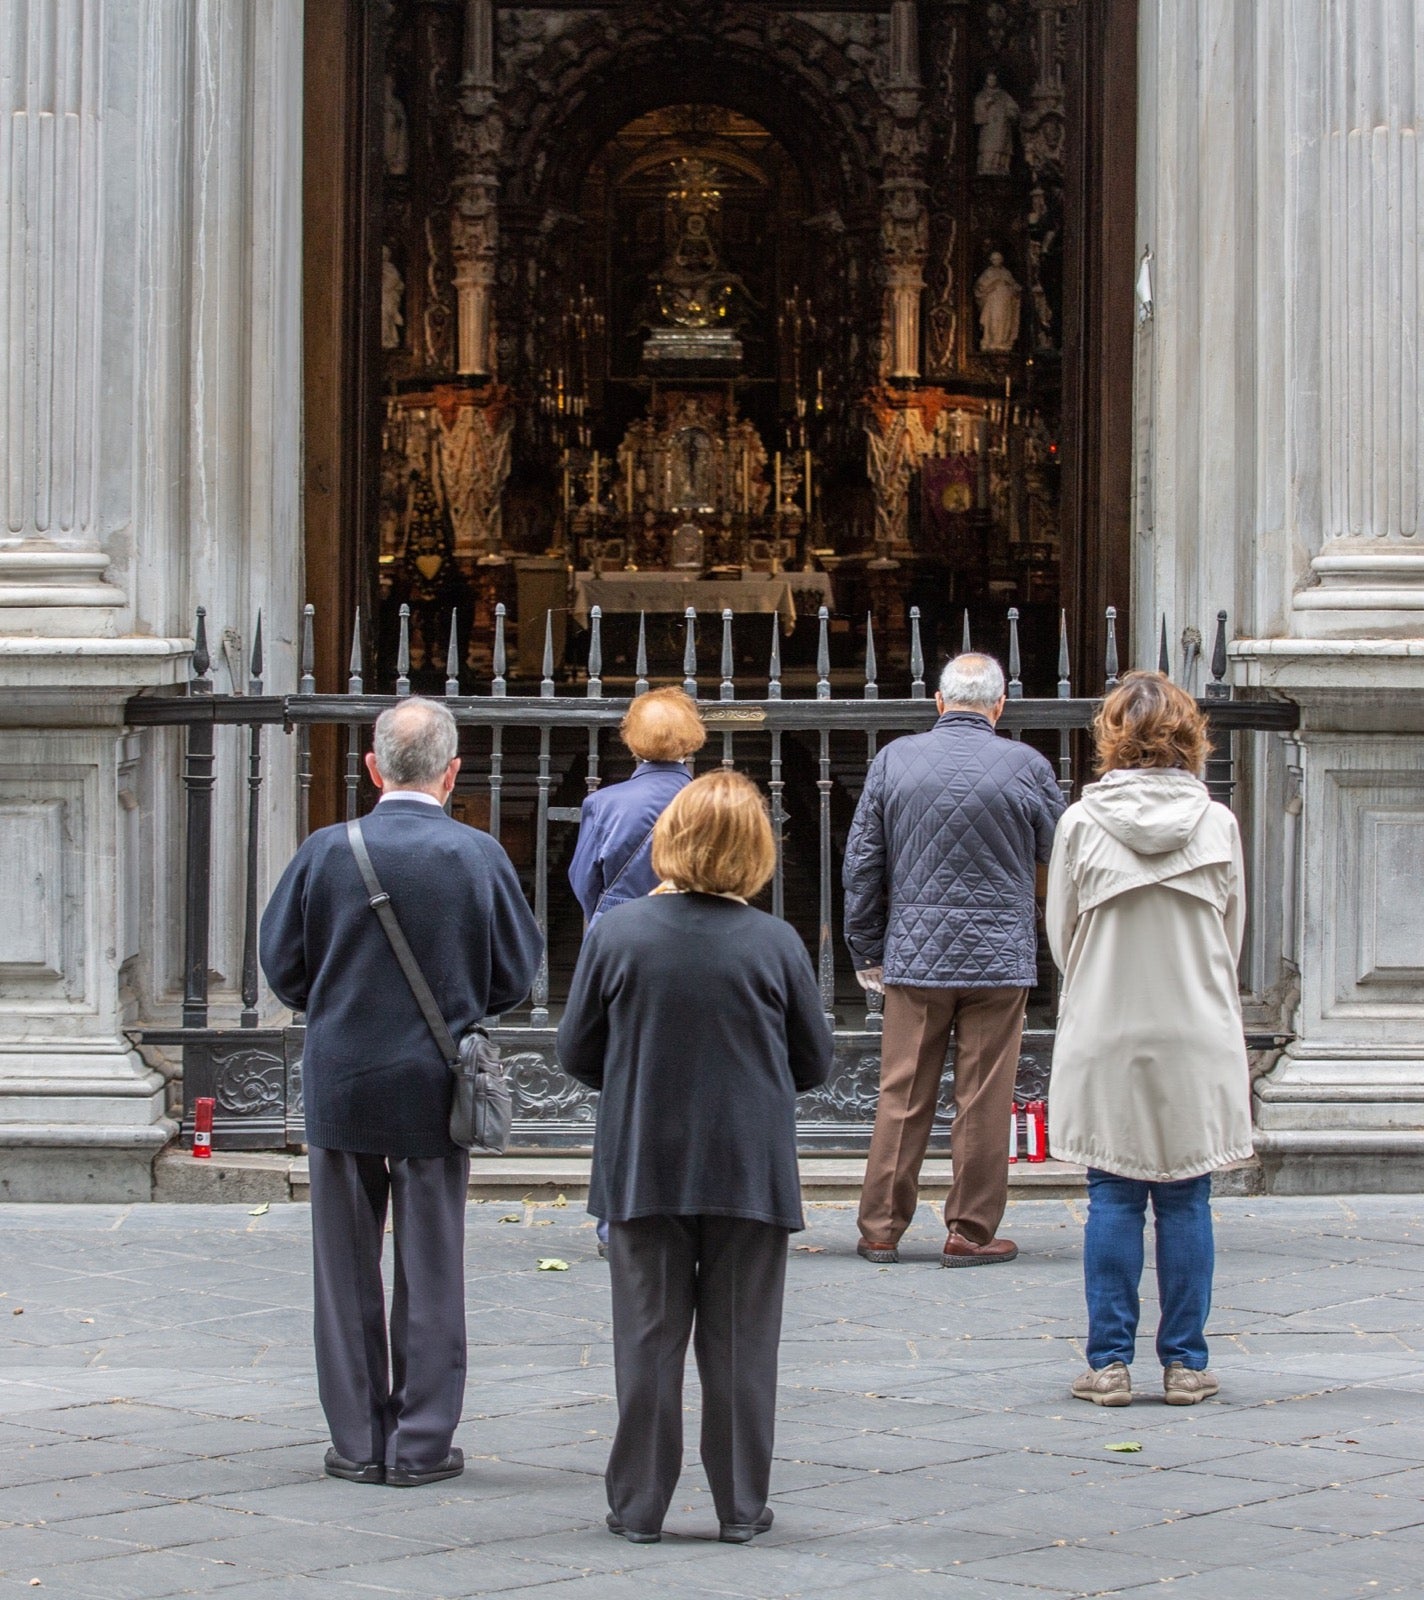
[1292, 544, 1424, 639]
[1254, 1047, 1424, 1193]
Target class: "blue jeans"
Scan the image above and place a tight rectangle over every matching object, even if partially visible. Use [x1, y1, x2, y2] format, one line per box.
[1084, 1170, 1214, 1370]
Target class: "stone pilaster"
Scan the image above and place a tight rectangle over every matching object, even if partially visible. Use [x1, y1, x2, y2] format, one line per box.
[0, 0, 126, 634]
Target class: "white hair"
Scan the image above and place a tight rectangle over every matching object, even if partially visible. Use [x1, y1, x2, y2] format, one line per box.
[373, 697, 458, 786]
[938, 653, 1006, 710]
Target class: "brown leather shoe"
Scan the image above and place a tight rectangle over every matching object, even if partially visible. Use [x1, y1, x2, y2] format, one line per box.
[857, 1239, 900, 1264]
[941, 1232, 1018, 1267]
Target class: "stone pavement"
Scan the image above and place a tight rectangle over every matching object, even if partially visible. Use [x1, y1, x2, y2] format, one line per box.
[1, 1195, 1422, 1600]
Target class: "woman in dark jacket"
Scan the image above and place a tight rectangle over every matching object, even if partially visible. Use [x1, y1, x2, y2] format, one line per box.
[557, 770, 833, 1546]
[567, 686, 706, 927]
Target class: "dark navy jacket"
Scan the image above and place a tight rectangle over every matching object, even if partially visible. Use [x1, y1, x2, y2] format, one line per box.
[568, 761, 691, 926]
[843, 711, 1065, 988]
[557, 893, 833, 1230]
[260, 798, 543, 1157]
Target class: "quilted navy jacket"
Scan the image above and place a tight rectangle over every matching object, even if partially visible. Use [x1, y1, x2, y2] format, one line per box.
[843, 711, 1065, 988]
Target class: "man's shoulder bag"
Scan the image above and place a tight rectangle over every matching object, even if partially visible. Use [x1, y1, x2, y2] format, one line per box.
[346, 818, 511, 1155]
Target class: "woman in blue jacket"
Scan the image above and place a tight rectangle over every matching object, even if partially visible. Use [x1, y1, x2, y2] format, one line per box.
[569, 686, 706, 926]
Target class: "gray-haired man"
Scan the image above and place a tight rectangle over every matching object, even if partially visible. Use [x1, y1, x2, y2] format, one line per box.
[262, 698, 542, 1485]
[844, 654, 1064, 1265]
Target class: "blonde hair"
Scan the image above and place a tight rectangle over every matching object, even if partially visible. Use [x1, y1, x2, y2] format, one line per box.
[620, 687, 707, 763]
[1093, 670, 1210, 776]
[651, 770, 776, 900]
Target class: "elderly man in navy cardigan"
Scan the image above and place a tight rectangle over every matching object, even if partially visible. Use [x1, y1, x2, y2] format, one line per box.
[261, 698, 541, 1488]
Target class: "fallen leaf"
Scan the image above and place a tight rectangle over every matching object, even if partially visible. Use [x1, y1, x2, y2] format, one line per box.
[533, 1219, 554, 1227]
[1105, 1441, 1142, 1453]
[537, 1258, 570, 1272]
[552, 1193, 568, 1208]
[248, 1202, 270, 1217]
[12, 1308, 22, 1316]
[498, 1214, 521, 1224]
[80, 1318, 94, 1325]
[794, 1245, 826, 1254]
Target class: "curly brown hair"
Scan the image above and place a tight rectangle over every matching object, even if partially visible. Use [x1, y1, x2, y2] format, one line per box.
[1093, 671, 1209, 776]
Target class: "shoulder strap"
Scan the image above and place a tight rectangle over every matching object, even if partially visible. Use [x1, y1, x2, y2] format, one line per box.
[346, 819, 459, 1065]
[593, 816, 660, 918]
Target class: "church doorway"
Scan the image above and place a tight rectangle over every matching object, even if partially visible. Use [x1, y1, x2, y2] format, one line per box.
[302, 0, 1136, 813]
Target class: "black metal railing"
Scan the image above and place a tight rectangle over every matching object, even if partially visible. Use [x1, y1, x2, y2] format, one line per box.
[126, 601, 1297, 1153]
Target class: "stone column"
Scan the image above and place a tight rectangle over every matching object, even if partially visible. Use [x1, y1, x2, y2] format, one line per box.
[0, 0, 126, 634]
[1293, 3, 1424, 636]
[453, 8, 501, 379]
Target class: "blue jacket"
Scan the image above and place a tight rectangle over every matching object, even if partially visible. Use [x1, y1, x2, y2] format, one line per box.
[260, 799, 543, 1157]
[568, 762, 691, 926]
[843, 711, 1065, 988]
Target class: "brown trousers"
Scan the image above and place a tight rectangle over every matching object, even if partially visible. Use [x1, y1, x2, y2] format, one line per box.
[858, 984, 1028, 1248]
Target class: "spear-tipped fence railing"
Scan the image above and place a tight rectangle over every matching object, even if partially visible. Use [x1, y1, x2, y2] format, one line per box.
[128, 601, 1297, 1152]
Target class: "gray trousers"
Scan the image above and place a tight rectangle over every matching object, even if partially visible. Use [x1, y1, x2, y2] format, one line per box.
[607, 1214, 789, 1533]
[308, 1146, 469, 1472]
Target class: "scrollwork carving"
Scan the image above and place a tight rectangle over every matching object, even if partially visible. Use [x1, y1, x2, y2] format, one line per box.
[214, 1050, 285, 1116]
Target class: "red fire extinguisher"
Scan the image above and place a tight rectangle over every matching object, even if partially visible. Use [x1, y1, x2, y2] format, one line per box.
[192, 1096, 215, 1160]
[1025, 1099, 1047, 1163]
[1008, 1104, 1020, 1164]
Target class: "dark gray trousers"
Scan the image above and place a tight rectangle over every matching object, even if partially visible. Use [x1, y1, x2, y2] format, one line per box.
[606, 1214, 789, 1533]
[308, 1145, 469, 1472]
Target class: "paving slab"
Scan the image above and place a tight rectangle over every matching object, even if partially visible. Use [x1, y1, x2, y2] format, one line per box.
[1, 1196, 1423, 1598]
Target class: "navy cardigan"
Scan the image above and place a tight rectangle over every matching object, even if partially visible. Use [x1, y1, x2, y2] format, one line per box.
[260, 799, 543, 1157]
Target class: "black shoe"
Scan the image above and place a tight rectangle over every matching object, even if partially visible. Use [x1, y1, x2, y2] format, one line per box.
[323, 1447, 384, 1485]
[606, 1512, 661, 1544]
[719, 1506, 774, 1544]
[597, 1239, 609, 1260]
[385, 1448, 464, 1488]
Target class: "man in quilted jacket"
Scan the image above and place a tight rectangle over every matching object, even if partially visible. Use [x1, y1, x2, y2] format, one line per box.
[844, 653, 1064, 1266]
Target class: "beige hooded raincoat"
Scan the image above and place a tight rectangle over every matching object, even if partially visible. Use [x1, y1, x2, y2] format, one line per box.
[1045, 768, 1252, 1182]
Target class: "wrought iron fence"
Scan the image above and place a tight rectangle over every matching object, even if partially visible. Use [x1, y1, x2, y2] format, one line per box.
[127, 599, 1297, 1154]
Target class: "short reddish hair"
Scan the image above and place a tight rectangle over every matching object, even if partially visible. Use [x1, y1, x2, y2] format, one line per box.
[620, 687, 706, 762]
[1093, 671, 1210, 776]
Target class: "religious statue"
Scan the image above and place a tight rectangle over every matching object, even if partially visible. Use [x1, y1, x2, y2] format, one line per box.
[383, 75, 409, 177]
[642, 159, 756, 334]
[381, 246, 405, 349]
[974, 72, 1019, 177]
[975, 252, 1022, 353]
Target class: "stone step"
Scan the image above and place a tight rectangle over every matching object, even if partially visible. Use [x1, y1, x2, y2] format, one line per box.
[153, 1148, 1094, 1204]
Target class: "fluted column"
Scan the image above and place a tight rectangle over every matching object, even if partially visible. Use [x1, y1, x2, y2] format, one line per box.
[1295, 0, 1424, 635]
[0, 0, 126, 632]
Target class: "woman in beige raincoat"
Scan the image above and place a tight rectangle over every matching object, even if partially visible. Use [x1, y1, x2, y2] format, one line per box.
[1046, 672, 1251, 1408]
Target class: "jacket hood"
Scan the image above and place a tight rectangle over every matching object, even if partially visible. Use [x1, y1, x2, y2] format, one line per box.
[1080, 769, 1211, 857]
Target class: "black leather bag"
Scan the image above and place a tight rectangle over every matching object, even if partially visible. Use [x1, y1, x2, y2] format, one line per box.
[346, 819, 512, 1154]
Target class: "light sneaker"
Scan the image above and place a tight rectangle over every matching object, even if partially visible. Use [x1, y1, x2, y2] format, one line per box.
[1071, 1361, 1132, 1406]
[1163, 1363, 1219, 1405]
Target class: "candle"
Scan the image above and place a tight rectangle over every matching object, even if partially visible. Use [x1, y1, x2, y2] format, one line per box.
[804, 449, 813, 521]
[774, 451, 782, 510]
[562, 466, 571, 513]
[625, 453, 634, 515]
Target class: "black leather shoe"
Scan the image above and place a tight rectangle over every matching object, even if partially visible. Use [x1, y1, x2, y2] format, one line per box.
[719, 1506, 774, 1544]
[606, 1512, 661, 1544]
[323, 1448, 384, 1485]
[385, 1448, 464, 1488]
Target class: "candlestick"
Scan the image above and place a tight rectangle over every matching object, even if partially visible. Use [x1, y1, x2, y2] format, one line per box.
[625, 453, 634, 515]
[774, 451, 782, 510]
[591, 451, 600, 514]
[804, 448, 813, 521]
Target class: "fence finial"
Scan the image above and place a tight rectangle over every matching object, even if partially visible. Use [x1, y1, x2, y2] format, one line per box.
[191, 606, 212, 694]
[1057, 609, 1070, 698]
[863, 612, 878, 700]
[445, 608, 461, 697]
[1158, 614, 1170, 677]
[396, 604, 411, 697]
[1206, 609, 1230, 699]
[909, 605, 925, 699]
[250, 610, 264, 696]
[683, 606, 698, 698]
[299, 603, 315, 695]
[587, 605, 604, 698]
[720, 609, 735, 701]
[767, 612, 782, 700]
[1104, 605, 1119, 690]
[347, 607, 363, 694]
[492, 603, 507, 697]
[961, 608, 972, 654]
[634, 611, 649, 697]
[816, 606, 830, 700]
[1007, 607, 1023, 698]
[540, 610, 555, 698]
